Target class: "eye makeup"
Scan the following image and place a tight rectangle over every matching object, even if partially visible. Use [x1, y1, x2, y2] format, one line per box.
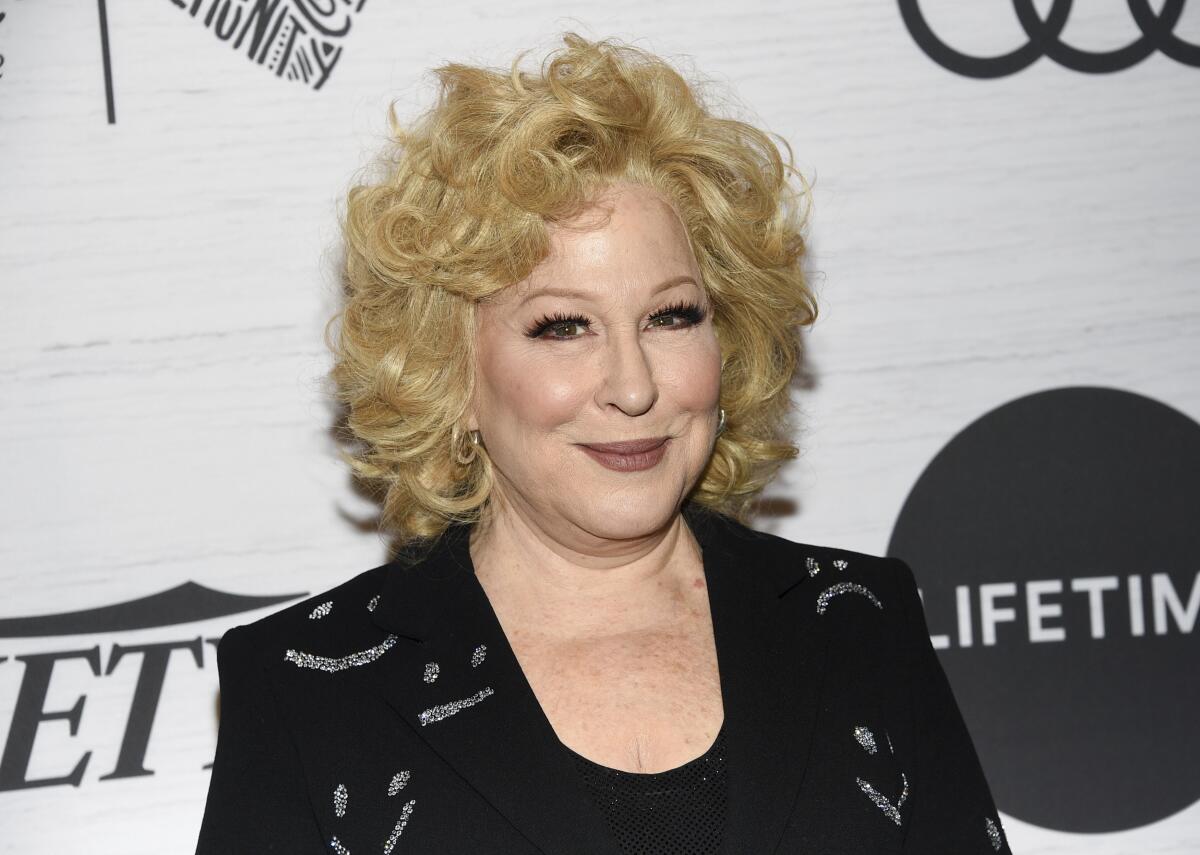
[524, 300, 708, 340]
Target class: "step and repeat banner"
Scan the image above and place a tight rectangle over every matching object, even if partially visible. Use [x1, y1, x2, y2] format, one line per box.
[1, 1, 1197, 853]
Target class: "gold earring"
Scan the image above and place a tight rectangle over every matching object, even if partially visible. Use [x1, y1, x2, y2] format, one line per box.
[453, 429, 481, 465]
[716, 407, 727, 436]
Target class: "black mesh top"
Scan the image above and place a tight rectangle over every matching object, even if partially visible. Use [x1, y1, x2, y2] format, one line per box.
[564, 723, 729, 855]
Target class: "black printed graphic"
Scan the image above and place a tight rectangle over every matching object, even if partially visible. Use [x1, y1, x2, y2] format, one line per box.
[900, 0, 1200, 77]
[168, 0, 369, 90]
[97, 0, 115, 122]
[0, 584, 306, 791]
[889, 386, 1200, 832]
[0, 582, 304, 638]
[1, 8, 9, 82]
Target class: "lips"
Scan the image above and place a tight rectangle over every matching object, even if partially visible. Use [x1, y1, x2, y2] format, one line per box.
[577, 437, 670, 473]
[579, 437, 669, 454]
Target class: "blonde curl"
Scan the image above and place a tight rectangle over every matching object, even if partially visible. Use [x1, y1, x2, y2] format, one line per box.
[326, 33, 818, 548]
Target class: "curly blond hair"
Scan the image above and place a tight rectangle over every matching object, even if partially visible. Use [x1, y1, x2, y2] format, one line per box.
[326, 33, 817, 546]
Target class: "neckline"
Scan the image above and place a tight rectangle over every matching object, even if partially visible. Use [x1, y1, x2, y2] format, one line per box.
[560, 718, 728, 778]
[451, 503, 732, 780]
[369, 505, 824, 855]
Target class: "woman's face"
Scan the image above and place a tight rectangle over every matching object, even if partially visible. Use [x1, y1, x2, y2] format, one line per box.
[467, 182, 723, 546]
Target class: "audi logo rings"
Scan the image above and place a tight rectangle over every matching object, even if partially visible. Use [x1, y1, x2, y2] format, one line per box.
[900, 0, 1200, 77]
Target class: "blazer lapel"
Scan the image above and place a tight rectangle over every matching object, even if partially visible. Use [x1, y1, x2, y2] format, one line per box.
[692, 510, 831, 855]
[367, 522, 620, 855]
[367, 509, 828, 855]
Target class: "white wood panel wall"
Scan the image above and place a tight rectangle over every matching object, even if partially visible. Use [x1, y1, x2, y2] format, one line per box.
[2, 0, 1197, 851]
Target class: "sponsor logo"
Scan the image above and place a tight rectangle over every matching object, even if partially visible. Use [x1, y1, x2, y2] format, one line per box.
[900, 0, 1200, 77]
[890, 386, 1199, 832]
[0, 584, 303, 791]
[167, 0, 369, 90]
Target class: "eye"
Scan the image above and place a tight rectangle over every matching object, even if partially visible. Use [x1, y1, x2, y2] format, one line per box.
[648, 301, 707, 329]
[524, 312, 591, 339]
[523, 301, 708, 340]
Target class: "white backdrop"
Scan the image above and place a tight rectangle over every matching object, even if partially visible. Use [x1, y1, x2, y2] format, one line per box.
[2, 0, 1198, 852]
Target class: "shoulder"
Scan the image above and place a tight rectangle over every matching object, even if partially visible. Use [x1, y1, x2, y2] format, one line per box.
[218, 561, 394, 671]
[696, 508, 906, 599]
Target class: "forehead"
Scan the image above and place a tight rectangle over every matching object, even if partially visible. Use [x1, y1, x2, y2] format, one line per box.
[509, 183, 700, 303]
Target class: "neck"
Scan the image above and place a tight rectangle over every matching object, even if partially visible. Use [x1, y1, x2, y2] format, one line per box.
[468, 497, 706, 641]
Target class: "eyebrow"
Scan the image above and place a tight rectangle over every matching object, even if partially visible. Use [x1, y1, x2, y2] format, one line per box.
[516, 274, 699, 307]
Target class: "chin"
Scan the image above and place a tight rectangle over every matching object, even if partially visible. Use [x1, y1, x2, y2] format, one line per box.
[569, 492, 682, 540]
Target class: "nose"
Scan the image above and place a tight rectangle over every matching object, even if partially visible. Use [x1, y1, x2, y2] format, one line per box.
[596, 327, 659, 417]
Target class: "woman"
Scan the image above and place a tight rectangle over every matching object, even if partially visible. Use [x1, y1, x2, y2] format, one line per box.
[195, 33, 1011, 855]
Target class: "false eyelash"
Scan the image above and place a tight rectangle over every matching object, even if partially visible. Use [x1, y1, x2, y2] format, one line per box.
[524, 300, 707, 339]
[654, 301, 707, 327]
[524, 310, 590, 338]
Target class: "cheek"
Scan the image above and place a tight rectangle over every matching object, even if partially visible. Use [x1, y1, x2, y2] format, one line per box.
[664, 336, 723, 408]
[480, 345, 589, 429]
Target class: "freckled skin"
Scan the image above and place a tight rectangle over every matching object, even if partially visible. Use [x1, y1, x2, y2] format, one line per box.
[466, 182, 725, 773]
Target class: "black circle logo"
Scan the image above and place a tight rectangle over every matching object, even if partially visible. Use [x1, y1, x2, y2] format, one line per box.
[889, 386, 1200, 832]
[900, 0, 1200, 77]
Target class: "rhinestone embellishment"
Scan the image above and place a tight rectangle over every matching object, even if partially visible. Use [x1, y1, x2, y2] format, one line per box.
[816, 582, 883, 615]
[367, 594, 380, 612]
[284, 634, 399, 672]
[808, 556, 850, 577]
[856, 777, 903, 826]
[417, 687, 495, 726]
[423, 662, 440, 683]
[854, 725, 878, 754]
[471, 644, 487, 667]
[985, 816, 1003, 851]
[853, 723, 907, 826]
[388, 770, 411, 796]
[333, 783, 347, 817]
[329, 835, 351, 855]
[383, 799, 416, 855]
[309, 601, 333, 620]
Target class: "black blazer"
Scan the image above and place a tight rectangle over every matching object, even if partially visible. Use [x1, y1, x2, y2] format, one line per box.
[195, 507, 1012, 854]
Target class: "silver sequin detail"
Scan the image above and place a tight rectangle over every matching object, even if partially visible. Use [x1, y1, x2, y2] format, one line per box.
[806, 557, 821, 577]
[897, 772, 909, 807]
[856, 777, 903, 826]
[333, 783, 347, 817]
[367, 594, 380, 612]
[986, 816, 1003, 851]
[886, 730, 894, 754]
[816, 582, 883, 615]
[388, 770, 411, 796]
[284, 634, 399, 672]
[832, 558, 848, 571]
[423, 662, 440, 683]
[854, 725, 878, 754]
[329, 836, 351, 855]
[471, 644, 487, 667]
[309, 601, 333, 620]
[418, 687, 495, 726]
[383, 799, 417, 855]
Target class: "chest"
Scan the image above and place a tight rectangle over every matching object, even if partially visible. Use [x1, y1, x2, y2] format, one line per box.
[506, 616, 725, 773]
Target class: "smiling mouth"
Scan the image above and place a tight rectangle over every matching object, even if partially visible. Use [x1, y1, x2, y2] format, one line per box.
[576, 437, 670, 472]
[578, 437, 669, 454]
